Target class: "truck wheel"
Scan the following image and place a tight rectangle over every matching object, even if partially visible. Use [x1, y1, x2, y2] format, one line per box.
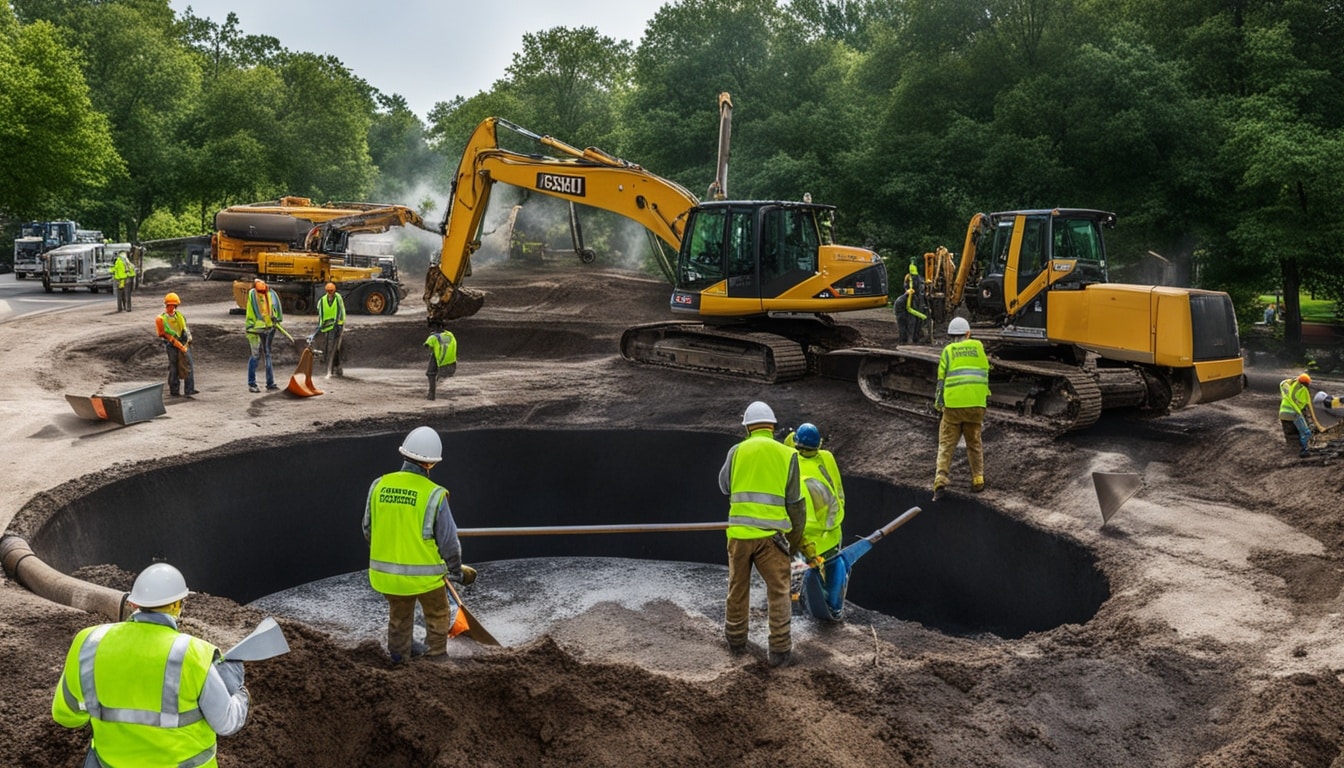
[15, 273, 23, 280]
[89, 285, 99, 293]
[362, 287, 390, 315]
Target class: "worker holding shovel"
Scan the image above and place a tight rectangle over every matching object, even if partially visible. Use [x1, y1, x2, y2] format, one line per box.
[310, 282, 345, 378]
[363, 426, 472, 664]
[245, 279, 282, 393]
[155, 292, 197, 397]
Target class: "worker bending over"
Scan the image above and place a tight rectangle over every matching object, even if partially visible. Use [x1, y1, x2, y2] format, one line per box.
[53, 563, 250, 768]
[1280, 373, 1325, 458]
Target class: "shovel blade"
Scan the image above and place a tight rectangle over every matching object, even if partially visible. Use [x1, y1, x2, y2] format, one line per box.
[286, 348, 323, 397]
[1093, 472, 1142, 524]
[445, 578, 501, 647]
[223, 617, 290, 661]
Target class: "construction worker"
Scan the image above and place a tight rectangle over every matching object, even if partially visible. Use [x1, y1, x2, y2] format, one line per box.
[111, 250, 135, 312]
[156, 292, 197, 397]
[53, 563, 251, 767]
[789, 423, 846, 571]
[313, 282, 345, 377]
[933, 316, 990, 500]
[245, 278, 282, 393]
[1280, 373, 1325, 458]
[718, 401, 806, 668]
[424, 326, 457, 401]
[893, 263, 929, 344]
[363, 426, 472, 664]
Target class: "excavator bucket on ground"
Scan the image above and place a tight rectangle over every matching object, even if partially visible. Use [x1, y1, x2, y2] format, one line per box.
[1093, 472, 1142, 525]
[286, 347, 323, 397]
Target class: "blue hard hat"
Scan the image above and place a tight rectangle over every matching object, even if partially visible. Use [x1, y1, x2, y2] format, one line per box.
[794, 423, 821, 450]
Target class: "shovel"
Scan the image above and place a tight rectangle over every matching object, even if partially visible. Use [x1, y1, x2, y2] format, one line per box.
[274, 325, 323, 397]
[798, 505, 922, 622]
[444, 576, 500, 647]
[222, 617, 291, 661]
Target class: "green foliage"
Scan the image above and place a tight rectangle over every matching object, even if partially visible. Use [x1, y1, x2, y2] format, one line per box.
[138, 208, 201, 240]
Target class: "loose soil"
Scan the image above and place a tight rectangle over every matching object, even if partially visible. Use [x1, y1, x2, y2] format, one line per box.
[3, 263, 1344, 767]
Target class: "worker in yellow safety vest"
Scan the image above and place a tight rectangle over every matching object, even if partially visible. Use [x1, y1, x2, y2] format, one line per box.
[424, 327, 458, 401]
[110, 251, 136, 312]
[933, 316, 991, 500]
[52, 563, 250, 768]
[1280, 373, 1324, 458]
[788, 422, 845, 568]
[718, 401, 806, 668]
[156, 292, 197, 397]
[312, 282, 345, 378]
[245, 279, 282, 393]
[363, 426, 474, 663]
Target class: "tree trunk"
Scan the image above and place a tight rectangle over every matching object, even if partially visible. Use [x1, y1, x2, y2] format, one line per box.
[1281, 256, 1302, 347]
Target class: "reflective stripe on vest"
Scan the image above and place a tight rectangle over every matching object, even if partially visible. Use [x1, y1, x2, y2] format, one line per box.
[727, 432, 794, 539]
[67, 620, 217, 767]
[427, 332, 457, 367]
[368, 473, 450, 595]
[940, 339, 990, 408]
[800, 452, 843, 553]
[1280, 380, 1309, 418]
[318, 293, 344, 332]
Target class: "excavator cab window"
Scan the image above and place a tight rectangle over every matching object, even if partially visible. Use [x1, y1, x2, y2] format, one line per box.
[680, 208, 727, 290]
[725, 209, 757, 294]
[1052, 216, 1108, 283]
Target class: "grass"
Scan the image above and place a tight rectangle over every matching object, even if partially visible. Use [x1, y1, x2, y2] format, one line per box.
[1258, 295, 1339, 323]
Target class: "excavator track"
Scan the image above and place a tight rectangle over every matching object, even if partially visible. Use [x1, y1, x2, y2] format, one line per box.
[854, 348, 1104, 434]
[620, 322, 808, 384]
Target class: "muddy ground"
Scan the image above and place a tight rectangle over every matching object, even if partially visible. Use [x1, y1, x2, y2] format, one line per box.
[3, 263, 1344, 767]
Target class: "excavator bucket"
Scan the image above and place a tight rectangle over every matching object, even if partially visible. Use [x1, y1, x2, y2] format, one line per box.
[1093, 472, 1142, 525]
[286, 347, 324, 397]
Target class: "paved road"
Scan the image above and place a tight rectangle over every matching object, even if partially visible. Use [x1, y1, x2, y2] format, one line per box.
[0, 272, 118, 322]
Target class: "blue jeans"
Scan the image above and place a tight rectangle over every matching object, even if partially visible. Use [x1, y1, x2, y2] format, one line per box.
[248, 329, 276, 387]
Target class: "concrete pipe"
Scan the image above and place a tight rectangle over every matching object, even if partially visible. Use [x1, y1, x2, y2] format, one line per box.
[0, 535, 128, 621]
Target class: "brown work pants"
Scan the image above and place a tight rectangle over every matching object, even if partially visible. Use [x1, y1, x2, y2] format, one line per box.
[936, 406, 986, 487]
[725, 536, 792, 654]
[383, 585, 451, 660]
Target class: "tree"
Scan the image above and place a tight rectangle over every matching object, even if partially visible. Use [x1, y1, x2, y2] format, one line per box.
[0, 7, 121, 219]
[503, 26, 632, 147]
[270, 52, 377, 201]
[368, 92, 445, 202]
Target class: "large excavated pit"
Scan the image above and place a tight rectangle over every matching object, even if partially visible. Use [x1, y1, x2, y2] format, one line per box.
[26, 428, 1107, 639]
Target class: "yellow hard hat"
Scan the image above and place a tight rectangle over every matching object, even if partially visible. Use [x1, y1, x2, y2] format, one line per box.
[164, 292, 180, 305]
[325, 282, 336, 293]
[1299, 373, 1312, 385]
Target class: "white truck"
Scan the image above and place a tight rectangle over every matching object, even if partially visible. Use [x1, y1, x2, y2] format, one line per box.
[42, 243, 116, 294]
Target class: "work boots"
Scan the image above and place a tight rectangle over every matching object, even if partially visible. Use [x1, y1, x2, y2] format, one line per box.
[768, 650, 792, 668]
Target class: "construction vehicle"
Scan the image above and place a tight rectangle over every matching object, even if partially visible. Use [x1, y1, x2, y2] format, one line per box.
[211, 197, 434, 315]
[849, 209, 1246, 432]
[41, 242, 115, 293]
[424, 98, 890, 382]
[14, 220, 80, 280]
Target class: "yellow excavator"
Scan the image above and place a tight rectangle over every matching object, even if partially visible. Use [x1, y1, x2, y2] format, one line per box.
[424, 95, 890, 382]
[212, 197, 435, 315]
[849, 209, 1246, 432]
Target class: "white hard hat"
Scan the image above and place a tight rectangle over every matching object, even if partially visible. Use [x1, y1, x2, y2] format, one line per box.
[742, 401, 776, 426]
[128, 563, 190, 607]
[399, 426, 443, 464]
[1315, 391, 1328, 405]
[948, 317, 971, 336]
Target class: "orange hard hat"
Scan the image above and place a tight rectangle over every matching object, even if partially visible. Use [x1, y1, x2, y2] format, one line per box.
[254, 278, 267, 291]
[1298, 373, 1312, 385]
[164, 292, 180, 305]
[325, 282, 336, 293]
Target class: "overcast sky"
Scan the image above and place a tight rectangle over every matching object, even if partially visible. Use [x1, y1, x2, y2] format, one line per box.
[167, 0, 668, 121]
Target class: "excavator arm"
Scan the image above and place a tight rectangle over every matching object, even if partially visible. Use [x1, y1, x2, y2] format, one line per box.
[425, 117, 702, 326]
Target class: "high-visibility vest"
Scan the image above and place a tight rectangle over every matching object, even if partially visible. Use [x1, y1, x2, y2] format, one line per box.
[111, 257, 128, 284]
[157, 311, 189, 345]
[939, 338, 990, 408]
[799, 449, 844, 553]
[426, 332, 458, 368]
[1280, 379, 1310, 420]
[727, 431, 795, 540]
[317, 292, 345, 332]
[245, 289, 281, 332]
[55, 620, 219, 768]
[367, 471, 450, 596]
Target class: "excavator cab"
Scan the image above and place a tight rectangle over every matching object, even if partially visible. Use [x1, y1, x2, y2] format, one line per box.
[672, 201, 887, 317]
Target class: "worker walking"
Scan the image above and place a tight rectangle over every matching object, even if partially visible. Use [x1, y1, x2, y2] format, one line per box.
[363, 426, 472, 664]
[424, 327, 458, 401]
[718, 401, 806, 668]
[933, 316, 990, 500]
[111, 250, 136, 312]
[1280, 373, 1325, 458]
[156, 292, 197, 397]
[53, 563, 251, 768]
[245, 278, 282, 393]
[311, 282, 345, 377]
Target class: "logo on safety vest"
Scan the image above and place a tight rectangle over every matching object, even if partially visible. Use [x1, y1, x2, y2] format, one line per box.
[536, 173, 586, 197]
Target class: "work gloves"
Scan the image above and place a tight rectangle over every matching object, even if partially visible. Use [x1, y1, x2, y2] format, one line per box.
[216, 660, 245, 695]
[460, 565, 477, 585]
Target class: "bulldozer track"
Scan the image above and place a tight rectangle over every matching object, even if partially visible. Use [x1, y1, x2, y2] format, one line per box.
[619, 322, 808, 384]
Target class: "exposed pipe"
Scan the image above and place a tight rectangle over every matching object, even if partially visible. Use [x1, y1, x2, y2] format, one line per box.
[1, 535, 128, 621]
[459, 521, 730, 537]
